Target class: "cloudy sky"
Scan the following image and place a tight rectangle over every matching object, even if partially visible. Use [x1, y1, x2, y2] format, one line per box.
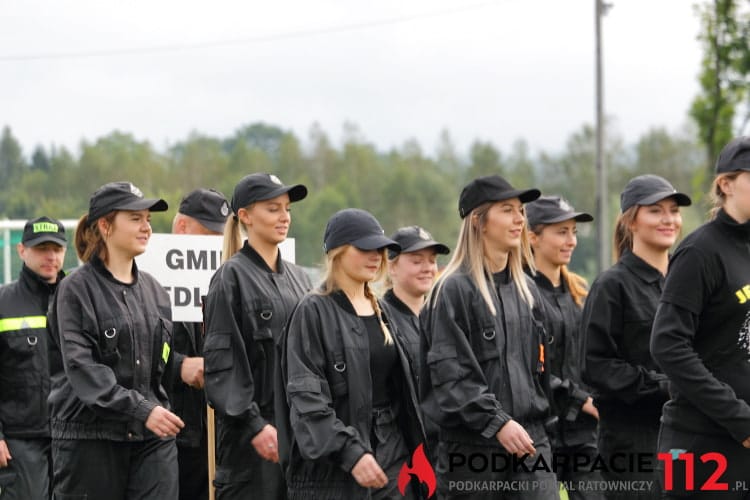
[2, 0, 703, 157]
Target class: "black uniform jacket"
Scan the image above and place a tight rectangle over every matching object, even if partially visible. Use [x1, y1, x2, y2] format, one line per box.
[531, 271, 596, 447]
[381, 289, 420, 383]
[166, 321, 204, 448]
[278, 290, 426, 497]
[651, 209, 750, 442]
[203, 242, 311, 440]
[581, 250, 669, 423]
[419, 268, 550, 446]
[0, 265, 63, 440]
[48, 256, 173, 441]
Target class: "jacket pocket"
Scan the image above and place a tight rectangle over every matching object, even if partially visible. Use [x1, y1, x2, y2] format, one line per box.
[324, 348, 348, 399]
[154, 317, 173, 376]
[287, 375, 324, 415]
[203, 331, 233, 373]
[97, 319, 122, 367]
[426, 345, 461, 385]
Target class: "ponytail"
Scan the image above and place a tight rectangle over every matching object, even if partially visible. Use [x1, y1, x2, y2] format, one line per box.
[612, 206, 639, 261]
[561, 267, 588, 307]
[221, 215, 243, 263]
[75, 212, 115, 263]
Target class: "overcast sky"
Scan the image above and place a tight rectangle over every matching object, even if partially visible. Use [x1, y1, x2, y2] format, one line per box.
[1, 0, 703, 158]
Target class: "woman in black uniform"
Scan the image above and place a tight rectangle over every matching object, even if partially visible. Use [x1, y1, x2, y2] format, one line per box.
[47, 181, 183, 500]
[420, 175, 557, 500]
[203, 173, 312, 500]
[651, 136, 750, 499]
[383, 225, 450, 380]
[281, 208, 425, 499]
[581, 174, 691, 499]
[525, 195, 603, 500]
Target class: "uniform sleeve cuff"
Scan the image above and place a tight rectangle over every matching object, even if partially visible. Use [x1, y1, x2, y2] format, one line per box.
[134, 399, 157, 422]
[248, 413, 269, 439]
[339, 441, 368, 473]
[481, 413, 510, 439]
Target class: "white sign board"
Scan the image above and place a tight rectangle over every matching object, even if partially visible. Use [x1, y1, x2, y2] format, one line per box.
[136, 234, 295, 322]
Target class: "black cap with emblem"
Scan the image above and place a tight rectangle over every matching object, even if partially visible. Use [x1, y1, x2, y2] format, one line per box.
[525, 196, 594, 227]
[458, 175, 540, 218]
[179, 188, 230, 233]
[22, 216, 67, 247]
[88, 181, 168, 225]
[387, 225, 450, 260]
[619, 175, 691, 213]
[230, 173, 307, 214]
[323, 209, 400, 253]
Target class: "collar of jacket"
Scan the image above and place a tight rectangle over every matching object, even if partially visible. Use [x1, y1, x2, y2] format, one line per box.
[383, 288, 415, 317]
[90, 254, 140, 286]
[20, 263, 63, 295]
[529, 268, 567, 293]
[715, 208, 750, 239]
[240, 240, 284, 274]
[620, 250, 663, 285]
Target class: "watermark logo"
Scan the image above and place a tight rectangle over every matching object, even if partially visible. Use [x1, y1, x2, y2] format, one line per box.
[398, 443, 436, 498]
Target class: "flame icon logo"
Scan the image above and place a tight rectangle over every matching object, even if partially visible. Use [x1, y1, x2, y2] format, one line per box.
[397, 443, 436, 498]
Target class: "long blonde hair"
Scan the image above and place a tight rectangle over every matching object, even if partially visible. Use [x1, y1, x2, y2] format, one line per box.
[320, 245, 393, 344]
[221, 214, 245, 263]
[709, 171, 742, 220]
[432, 201, 535, 316]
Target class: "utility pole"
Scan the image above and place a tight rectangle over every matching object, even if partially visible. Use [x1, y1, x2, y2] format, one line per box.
[595, 0, 610, 273]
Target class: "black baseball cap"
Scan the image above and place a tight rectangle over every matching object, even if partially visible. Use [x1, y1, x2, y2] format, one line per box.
[230, 173, 307, 214]
[459, 175, 540, 218]
[620, 175, 692, 212]
[525, 196, 593, 227]
[716, 136, 750, 174]
[89, 181, 168, 225]
[179, 188, 230, 233]
[22, 216, 67, 247]
[388, 225, 450, 260]
[323, 209, 400, 253]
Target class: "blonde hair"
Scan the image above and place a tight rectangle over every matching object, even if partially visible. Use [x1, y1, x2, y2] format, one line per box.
[612, 206, 639, 261]
[221, 214, 244, 263]
[432, 201, 535, 316]
[320, 245, 393, 344]
[74, 212, 117, 263]
[529, 223, 589, 306]
[709, 171, 742, 220]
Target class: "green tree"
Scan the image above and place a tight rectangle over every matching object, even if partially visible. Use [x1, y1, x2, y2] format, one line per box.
[690, 0, 750, 178]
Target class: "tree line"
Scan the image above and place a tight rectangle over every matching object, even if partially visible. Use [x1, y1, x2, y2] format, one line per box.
[0, 121, 708, 282]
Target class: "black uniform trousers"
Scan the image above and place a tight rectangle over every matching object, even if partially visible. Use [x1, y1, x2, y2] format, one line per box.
[435, 422, 559, 500]
[597, 415, 660, 500]
[51, 437, 178, 500]
[657, 424, 750, 500]
[212, 417, 285, 500]
[177, 432, 208, 500]
[0, 437, 50, 500]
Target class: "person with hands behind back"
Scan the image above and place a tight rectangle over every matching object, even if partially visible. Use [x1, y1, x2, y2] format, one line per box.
[280, 208, 426, 499]
[203, 173, 312, 500]
[420, 176, 557, 499]
[651, 137, 750, 498]
[169, 188, 230, 500]
[47, 181, 184, 500]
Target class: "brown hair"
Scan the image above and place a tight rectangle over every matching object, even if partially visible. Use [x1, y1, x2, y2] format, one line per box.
[709, 171, 742, 220]
[612, 205, 639, 261]
[319, 245, 393, 345]
[74, 212, 117, 263]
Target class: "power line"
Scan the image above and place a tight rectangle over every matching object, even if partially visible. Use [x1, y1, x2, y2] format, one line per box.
[0, 1, 499, 62]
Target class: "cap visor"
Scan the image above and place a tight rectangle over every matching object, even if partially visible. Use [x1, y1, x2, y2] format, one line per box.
[117, 198, 169, 213]
[352, 234, 401, 252]
[637, 191, 692, 207]
[258, 184, 308, 203]
[22, 235, 66, 247]
[536, 211, 594, 225]
[400, 240, 450, 255]
[496, 188, 541, 204]
[194, 217, 228, 234]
